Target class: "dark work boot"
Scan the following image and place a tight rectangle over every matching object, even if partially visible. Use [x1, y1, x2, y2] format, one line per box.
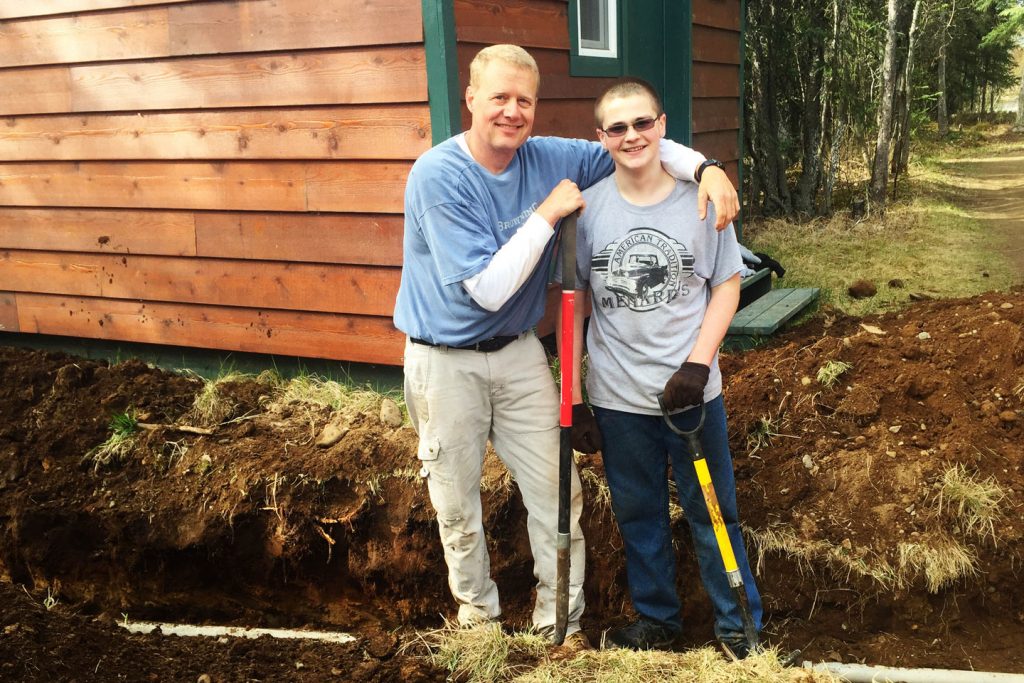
[604, 617, 678, 650]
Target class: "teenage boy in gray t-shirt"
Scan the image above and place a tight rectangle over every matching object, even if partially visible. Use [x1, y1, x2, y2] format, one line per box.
[569, 78, 763, 657]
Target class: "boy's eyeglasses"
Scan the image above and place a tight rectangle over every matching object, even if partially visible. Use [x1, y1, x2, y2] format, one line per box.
[601, 117, 658, 137]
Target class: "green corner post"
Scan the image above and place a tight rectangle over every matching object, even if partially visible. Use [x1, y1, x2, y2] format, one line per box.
[422, 0, 461, 145]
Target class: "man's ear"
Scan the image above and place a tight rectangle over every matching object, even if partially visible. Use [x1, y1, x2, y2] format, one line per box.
[659, 113, 667, 138]
[465, 86, 476, 111]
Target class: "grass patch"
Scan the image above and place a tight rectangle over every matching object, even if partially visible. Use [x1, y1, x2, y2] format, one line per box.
[190, 369, 250, 426]
[273, 370, 401, 414]
[749, 524, 898, 589]
[897, 535, 978, 593]
[417, 622, 549, 682]
[521, 646, 834, 683]
[749, 523, 977, 594]
[579, 467, 612, 510]
[746, 414, 782, 455]
[937, 464, 1007, 543]
[83, 410, 139, 471]
[743, 177, 1016, 318]
[816, 360, 852, 388]
[415, 623, 837, 683]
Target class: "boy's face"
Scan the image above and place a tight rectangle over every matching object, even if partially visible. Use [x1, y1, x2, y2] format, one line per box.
[597, 93, 666, 172]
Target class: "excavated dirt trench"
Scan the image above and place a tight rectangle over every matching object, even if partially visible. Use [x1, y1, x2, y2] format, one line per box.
[1, 290, 1024, 681]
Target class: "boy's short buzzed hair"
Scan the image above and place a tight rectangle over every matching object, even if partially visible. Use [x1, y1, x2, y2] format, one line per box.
[469, 44, 540, 90]
[594, 77, 664, 126]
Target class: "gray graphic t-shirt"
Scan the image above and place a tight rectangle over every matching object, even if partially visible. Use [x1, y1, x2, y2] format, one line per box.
[577, 175, 742, 415]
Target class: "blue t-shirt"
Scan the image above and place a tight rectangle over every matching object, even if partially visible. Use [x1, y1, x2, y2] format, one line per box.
[393, 136, 613, 346]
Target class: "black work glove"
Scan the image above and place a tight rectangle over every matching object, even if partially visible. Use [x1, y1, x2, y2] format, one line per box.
[662, 362, 710, 412]
[571, 403, 603, 454]
[753, 252, 786, 279]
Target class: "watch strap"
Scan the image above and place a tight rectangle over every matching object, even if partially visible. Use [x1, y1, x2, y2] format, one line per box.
[696, 159, 725, 183]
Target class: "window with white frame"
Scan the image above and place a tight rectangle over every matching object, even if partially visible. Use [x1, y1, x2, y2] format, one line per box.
[577, 0, 617, 59]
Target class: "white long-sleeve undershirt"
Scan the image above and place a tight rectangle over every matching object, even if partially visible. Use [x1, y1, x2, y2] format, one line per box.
[459, 135, 703, 312]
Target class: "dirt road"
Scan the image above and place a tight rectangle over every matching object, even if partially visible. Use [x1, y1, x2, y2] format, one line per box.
[940, 135, 1024, 275]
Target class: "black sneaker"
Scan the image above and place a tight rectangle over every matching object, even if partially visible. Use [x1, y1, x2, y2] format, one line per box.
[605, 617, 678, 650]
[719, 637, 761, 661]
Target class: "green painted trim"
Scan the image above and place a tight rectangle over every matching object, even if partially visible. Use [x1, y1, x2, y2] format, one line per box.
[662, 0, 692, 144]
[569, 0, 623, 77]
[737, 0, 746, 240]
[422, 0, 460, 145]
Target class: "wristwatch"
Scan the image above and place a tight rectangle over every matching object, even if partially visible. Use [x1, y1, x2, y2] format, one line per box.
[695, 158, 725, 182]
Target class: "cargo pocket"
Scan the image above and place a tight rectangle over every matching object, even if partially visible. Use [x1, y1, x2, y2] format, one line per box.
[417, 434, 440, 479]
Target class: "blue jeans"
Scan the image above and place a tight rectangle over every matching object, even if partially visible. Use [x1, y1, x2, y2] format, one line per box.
[593, 395, 762, 641]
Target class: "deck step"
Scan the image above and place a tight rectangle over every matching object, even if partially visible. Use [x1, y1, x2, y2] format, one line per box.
[728, 287, 820, 336]
[739, 268, 772, 310]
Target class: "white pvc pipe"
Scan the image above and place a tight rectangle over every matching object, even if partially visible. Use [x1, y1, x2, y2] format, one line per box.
[120, 620, 356, 644]
[805, 661, 1024, 683]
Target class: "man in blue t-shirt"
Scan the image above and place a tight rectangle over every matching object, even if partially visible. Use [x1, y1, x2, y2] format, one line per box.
[393, 44, 739, 647]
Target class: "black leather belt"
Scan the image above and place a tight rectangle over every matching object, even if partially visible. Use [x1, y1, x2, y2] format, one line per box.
[411, 333, 522, 352]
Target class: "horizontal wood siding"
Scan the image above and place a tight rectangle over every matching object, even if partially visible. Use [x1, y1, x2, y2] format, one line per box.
[0, 291, 18, 332]
[692, 0, 741, 186]
[0, 0, 426, 365]
[0, 0, 192, 21]
[16, 293, 404, 365]
[0, 106, 431, 161]
[1, 0, 420, 63]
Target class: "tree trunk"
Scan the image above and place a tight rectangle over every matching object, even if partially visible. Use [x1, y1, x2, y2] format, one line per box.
[869, 0, 906, 211]
[793, 1, 828, 216]
[747, 1, 792, 216]
[821, 0, 843, 214]
[937, 42, 949, 135]
[894, 0, 921, 177]
[1016, 64, 1024, 131]
[936, 0, 955, 136]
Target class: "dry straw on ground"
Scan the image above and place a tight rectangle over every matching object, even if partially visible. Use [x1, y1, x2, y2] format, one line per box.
[416, 623, 837, 683]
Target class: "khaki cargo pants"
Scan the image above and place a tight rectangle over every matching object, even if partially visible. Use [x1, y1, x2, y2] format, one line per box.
[403, 333, 585, 636]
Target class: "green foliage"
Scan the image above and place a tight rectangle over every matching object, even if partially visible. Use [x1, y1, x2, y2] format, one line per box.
[743, 0, 1023, 218]
[816, 360, 853, 387]
[83, 409, 140, 471]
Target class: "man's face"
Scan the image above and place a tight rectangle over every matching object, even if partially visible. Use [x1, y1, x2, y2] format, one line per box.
[466, 60, 539, 159]
[597, 93, 666, 172]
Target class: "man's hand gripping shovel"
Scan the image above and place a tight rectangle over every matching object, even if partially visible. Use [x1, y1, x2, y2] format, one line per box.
[553, 210, 579, 646]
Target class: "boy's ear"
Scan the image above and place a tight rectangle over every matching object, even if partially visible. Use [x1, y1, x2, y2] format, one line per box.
[659, 113, 667, 137]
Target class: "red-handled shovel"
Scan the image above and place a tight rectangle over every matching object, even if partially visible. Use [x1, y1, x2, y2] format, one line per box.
[553, 210, 579, 646]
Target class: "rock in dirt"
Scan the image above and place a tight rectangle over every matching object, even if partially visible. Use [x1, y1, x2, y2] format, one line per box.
[380, 398, 403, 427]
[315, 421, 349, 448]
[1000, 410, 1018, 423]
[848, 279, 877, 299]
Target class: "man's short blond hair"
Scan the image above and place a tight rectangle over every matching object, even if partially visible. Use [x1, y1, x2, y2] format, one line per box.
[469, 44, 540, 91]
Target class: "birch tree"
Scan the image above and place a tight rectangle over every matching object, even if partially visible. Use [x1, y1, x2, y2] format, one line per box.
[869, 0, 914, 212]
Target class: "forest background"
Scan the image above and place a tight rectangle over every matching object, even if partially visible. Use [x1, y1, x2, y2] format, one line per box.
[742, 0, 1024, 218]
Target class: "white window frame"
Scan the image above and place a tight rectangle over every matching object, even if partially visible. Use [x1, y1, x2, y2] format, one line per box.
[577, 0, 618, 59]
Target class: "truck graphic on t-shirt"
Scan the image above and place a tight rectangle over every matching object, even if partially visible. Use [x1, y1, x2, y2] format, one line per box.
[604, 253, 669, 299]
[590, 227, 694, 312]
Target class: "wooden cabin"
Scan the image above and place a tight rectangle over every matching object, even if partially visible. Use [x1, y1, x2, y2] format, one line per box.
[0, 0, 742, 366]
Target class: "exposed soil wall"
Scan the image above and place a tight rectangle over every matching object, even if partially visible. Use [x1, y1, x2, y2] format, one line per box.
[1, 289, 1022, 679]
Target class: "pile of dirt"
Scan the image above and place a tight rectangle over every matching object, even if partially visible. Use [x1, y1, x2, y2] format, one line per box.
[0, 289, 1022, 679]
